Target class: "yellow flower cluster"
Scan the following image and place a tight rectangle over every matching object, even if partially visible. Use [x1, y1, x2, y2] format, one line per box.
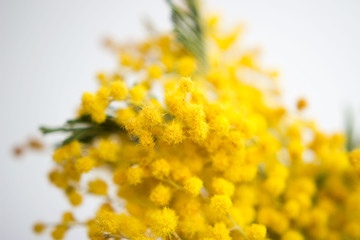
[34, 15, 360, 240]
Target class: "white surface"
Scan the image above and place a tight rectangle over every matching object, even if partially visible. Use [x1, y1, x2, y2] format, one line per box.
[1, 0, 360, 239]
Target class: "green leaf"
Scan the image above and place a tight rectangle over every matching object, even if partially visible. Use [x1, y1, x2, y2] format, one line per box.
[166, 0, 207, 69]
[40, 115, 122, 146]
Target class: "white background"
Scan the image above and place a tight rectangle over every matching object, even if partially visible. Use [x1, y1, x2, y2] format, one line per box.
[1, 0, 360, 239]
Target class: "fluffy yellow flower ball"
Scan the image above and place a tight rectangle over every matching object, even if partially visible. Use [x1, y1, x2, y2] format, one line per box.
[184, 177, 203, 196]
[246, 223, 267, 240]
[149, 208, 178, 238]
[150, 184, 172, 206]
[210, 195, 232, 215]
